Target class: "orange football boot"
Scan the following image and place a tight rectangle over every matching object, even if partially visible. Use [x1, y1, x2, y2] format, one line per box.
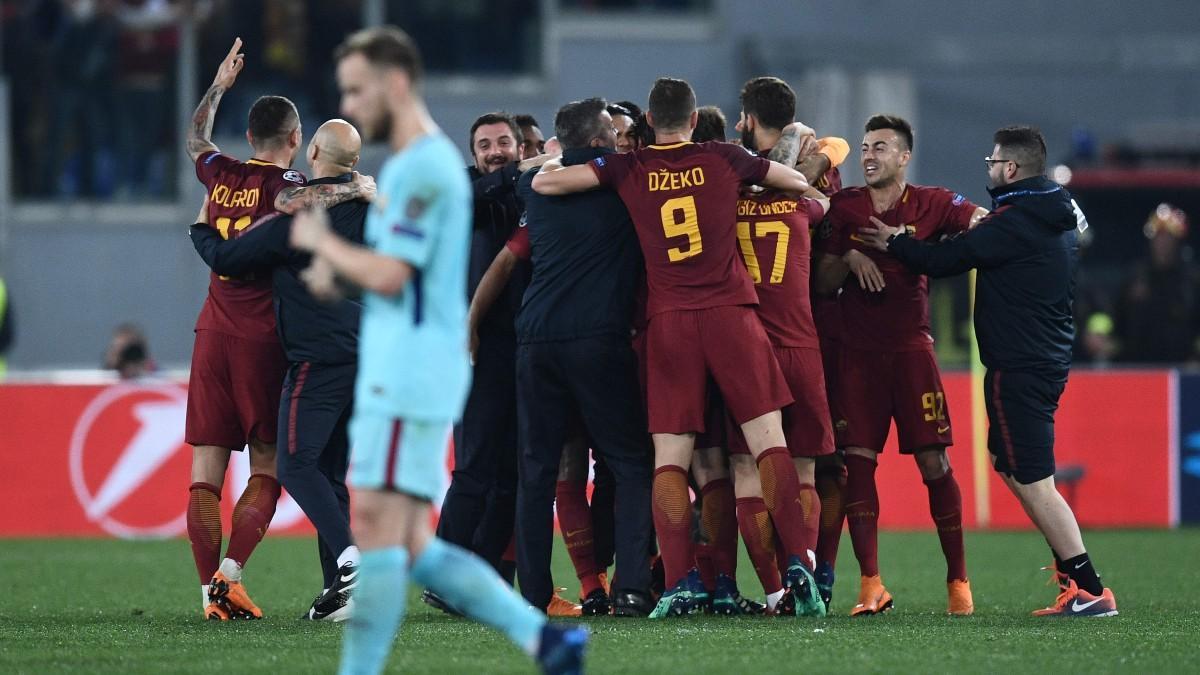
[1032, 579, 1118, 617]
[548, 588, 583, 617]
[850, 575, 893, 616]
[947, 579, 974, 616]
[209, 571, 264, 619]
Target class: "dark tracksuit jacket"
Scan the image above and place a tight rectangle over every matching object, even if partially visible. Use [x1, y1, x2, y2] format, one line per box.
[190, 173, 367, 585]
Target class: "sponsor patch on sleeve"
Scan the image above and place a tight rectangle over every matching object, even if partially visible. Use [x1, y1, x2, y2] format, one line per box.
[203, 152, 221, 165]
[594, 156, 606, 167]
[952, 193, 965, 206]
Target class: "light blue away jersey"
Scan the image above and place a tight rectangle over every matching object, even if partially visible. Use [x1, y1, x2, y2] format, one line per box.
[354, 132, 472, 420]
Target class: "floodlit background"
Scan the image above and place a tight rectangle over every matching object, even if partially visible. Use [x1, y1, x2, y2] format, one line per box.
[1, 0, 1199, 530]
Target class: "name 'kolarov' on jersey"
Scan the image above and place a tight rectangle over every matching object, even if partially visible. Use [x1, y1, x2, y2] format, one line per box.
[195, 150, 306, 340]
[355, 133, 472, 421]
[588, 141, 771, 318]
[736, 186, 825, 348]
[829, 184, 978, 352]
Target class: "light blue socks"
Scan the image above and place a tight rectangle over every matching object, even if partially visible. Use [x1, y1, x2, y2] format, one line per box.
[338, 547, 409, 675]
[411, 537, 546, 655]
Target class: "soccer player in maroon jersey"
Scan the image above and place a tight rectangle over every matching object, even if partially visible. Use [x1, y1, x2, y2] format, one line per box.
[183, 39, 372, 620]
[815, 114, 988, 617]
[533, 77, 824, 618]
[701, 76, 849, 616]
[805, 137, 855, 611]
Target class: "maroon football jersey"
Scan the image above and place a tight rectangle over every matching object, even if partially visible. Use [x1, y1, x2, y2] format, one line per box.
[829, 184, 977, 351]
[589, 141, 770, 318]
[814, 165, 842, 197]
[736, 187, 824, 348]
[809, 166, 843, 342]
[194, 151, 306, 340]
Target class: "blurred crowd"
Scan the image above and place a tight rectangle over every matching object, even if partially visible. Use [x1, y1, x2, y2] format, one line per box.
[4, 0, 183, 199]
[1075, 203, 1200, 366]
[3, 2, 1198, 366]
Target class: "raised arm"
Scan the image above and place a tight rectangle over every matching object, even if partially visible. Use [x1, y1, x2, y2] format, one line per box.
[274, 172, 376, 214]
[766, 122, 817, 169]
[531, 160, 601, 196]
[186, 38, 244, 161]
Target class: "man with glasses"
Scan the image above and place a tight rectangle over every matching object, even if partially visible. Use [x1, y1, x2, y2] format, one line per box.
[814, 114, 987, 616]
[858, 125, 1117, 618]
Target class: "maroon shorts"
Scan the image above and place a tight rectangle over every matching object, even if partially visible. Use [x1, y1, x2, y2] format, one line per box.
[693, 384, 727, 450]
[645, 306, 792, 434]
[727, 346, 835, 458]
[836, 346, 952, 452]
[185, 329, 288, 449]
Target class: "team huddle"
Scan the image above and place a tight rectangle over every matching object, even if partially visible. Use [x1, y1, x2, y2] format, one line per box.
[179, 23, 1117, 675]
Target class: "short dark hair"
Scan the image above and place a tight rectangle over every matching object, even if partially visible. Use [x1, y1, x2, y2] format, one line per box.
[554, 98, 609, 150]
[469, 112, 522, 149]
[633, 113, 655, 148]
[247, 95, 299, 150]
[693, 105, 727, 143]
[606, 103, 632, 120]
[334, 26, 423, 83]
[614, 100, 643, 119]
[647, 77, 696, 132]
[514, 114, 540, 130]
[740, 76, 795, 132]
[865, 114, 914, 151]
[993, 125, 1047, 175]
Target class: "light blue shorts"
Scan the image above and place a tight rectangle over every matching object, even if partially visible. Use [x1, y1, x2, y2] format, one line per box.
[348, 411, 451, 501]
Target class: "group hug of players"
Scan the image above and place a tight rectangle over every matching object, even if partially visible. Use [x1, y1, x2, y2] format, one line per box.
[178, 37, 1099, 626]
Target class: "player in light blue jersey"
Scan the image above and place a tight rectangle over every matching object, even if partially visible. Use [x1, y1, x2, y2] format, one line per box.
[289, 27, 586, 675]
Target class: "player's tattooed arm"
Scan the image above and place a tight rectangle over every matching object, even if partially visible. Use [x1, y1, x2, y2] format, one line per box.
[796, 153, 831, 185]
[766, 122, 816, 168]
[186, 84, 225, 161]
[186, 38, 245, 161]
[274, 173, 377, 214]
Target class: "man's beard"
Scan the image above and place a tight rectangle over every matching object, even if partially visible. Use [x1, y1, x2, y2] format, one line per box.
[368, 112, 393, 143]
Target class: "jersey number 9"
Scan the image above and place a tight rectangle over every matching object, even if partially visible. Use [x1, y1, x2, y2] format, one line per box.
[660, 196, 702, 262]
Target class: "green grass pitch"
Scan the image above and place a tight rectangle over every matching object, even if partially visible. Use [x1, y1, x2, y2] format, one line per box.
[3, 530, 1197, 673]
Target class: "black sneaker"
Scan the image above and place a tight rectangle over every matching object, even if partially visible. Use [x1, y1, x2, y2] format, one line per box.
[580, 588, 611, 616]
[421, 589, 462, 616]
[611, 590, 653, 617]
[306, 562, 357, 622]
[734, 593, 767, 615]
